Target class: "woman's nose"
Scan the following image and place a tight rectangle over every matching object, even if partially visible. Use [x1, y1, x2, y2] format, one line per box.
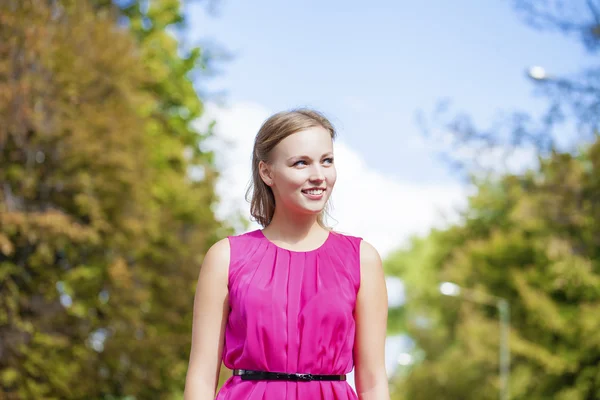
[309, 165, 325, 182]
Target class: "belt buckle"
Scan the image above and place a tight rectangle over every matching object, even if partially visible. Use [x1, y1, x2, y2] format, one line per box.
[295, 373, 313, 381]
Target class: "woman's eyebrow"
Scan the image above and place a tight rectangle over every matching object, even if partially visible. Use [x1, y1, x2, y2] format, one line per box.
[287, 155, 310, 161]
[286, 152, 333, 162]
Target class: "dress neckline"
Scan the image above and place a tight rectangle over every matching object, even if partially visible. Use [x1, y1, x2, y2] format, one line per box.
[258, 229, 332, 253]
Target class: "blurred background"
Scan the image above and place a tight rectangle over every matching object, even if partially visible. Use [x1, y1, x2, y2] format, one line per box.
[1, 0, 599, 399]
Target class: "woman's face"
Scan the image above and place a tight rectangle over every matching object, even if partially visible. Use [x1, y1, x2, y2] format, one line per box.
[259, 126, 336, 218]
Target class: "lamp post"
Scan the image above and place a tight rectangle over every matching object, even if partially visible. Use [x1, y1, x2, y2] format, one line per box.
[439, 282, 510, 400]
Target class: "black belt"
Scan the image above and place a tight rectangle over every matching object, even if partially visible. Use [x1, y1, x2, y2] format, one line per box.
[233, 369, 346, 382]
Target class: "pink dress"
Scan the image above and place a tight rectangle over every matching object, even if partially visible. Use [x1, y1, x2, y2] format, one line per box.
[215, 229, 361, 400]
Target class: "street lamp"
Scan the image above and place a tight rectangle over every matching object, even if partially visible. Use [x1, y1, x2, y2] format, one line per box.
[527, 65, 550, 81]
[439, 282, 510, 400]
[526, 65, 595, 95]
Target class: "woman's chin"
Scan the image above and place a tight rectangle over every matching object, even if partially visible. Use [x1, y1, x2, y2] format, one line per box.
[298, 204, 326, 216]
[285, 197, 329, 217]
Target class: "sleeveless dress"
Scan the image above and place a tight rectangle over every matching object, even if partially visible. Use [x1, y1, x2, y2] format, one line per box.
[215, 229, 362, 400]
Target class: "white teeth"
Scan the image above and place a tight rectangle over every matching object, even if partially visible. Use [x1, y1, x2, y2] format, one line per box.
[304, 189, 324, 195]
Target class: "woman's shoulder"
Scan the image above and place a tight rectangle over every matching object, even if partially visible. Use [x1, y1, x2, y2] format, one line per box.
[227, 229, 263, 245]
[198, 238, 230, 283]
[225, 229, 266, 259]
[202, 229, 262, 267]
[204, 237, 230, 263]
[330, 230, 380, 259]
[329, 229, 363, 248]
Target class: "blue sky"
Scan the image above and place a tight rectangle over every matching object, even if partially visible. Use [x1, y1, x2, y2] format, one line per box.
[185, 0, 592, 185]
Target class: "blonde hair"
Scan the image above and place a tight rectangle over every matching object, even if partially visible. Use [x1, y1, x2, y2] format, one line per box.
[246, 108, 336, 227]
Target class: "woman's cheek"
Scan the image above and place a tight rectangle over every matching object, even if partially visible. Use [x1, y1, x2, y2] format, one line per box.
[326, 169, 337, 186]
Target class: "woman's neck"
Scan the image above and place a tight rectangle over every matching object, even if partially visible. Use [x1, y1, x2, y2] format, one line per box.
[263, 208, 326, 243]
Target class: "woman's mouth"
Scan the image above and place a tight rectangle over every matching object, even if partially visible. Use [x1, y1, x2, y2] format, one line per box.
[301, 188, 326, 199]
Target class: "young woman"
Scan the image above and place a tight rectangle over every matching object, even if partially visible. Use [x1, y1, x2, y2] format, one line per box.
[184, 109, 390, 400]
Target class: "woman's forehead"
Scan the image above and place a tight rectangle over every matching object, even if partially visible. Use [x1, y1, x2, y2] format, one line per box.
[274, 127, 333, 157]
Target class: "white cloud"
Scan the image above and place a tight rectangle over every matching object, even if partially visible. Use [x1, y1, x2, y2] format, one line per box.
[329, 144, 467, 257]
[202, 102, 468, 258]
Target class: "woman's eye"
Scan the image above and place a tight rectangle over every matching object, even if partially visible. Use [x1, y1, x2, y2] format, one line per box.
[323, 158, 334, 165]
[293, 160, 307, 166]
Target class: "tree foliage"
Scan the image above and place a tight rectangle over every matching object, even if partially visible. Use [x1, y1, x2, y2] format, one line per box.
[0, 0, 227, 398]
[388, 139, 600, 399]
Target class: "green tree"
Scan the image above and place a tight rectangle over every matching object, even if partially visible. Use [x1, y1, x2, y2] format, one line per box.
[0, 1, 227, 398]
[390, 141, 600, 399]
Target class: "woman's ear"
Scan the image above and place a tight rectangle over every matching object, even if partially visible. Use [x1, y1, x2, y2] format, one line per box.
[258, 160, 274, 187]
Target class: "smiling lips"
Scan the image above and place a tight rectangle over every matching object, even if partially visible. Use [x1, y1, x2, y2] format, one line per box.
[301, 188, 326, 199]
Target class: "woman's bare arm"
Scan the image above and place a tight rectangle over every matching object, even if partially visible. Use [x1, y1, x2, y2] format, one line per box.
[184, 238, 230, 400]
[353, 240, 390, 400]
